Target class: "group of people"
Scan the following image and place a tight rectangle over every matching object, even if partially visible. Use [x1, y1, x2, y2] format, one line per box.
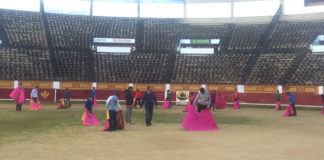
[82, 86, 158, 132]
[275, 90, 297, 117]
[9, 83, 42, 111]
[9, 83, 324, 132]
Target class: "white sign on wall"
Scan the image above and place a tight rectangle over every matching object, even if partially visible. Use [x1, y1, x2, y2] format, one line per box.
[180, 48, 214, 54]
[278, 85, 283, 94]
[97, 46, 131, 53]
[14, 80, 18, 89]
[319, 86, 323, 95]
[92, 82, 97, 88]
[237, 85, 244, 93]
[53, 81, 60, 89]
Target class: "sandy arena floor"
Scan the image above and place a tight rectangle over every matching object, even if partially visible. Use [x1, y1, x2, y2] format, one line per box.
[0, 102, 323, 160]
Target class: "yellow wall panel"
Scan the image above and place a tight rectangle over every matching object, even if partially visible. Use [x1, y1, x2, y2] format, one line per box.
[133, 84, 165, 91]
[0, 80, 14, 89]
[170, 84, 201, 92]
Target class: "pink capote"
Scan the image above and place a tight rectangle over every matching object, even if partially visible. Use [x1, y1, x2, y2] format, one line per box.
[9, 86, 26, 103]
[133, 98, 135, 106]
[281, 104, 295, 117]
[57, 99, 64, 109]
[183, 102, 191, 112]
[30, 99, 42, 110]
[322, 104, 324, 115]
[83, 110, 101, 126]
[232, 101, 240, 109]
[182, 104, 219, 131]
[275, 102, 282, 110]
[215, 94, 226, 109]
[93, 97, 99, 107]
[160, 100, 171, 109]
[103, 120, 110, 131]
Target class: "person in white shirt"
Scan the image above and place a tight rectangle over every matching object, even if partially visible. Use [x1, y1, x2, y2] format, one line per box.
[106, 94, 122, 131]
[30, 86, 39, 103]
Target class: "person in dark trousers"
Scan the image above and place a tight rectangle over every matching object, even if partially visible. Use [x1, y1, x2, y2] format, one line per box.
[9, 82, 26, 112]
[64, 88, 72, 107]
[287, 92, 296, 116]
[210, 90, 216, 111]
[142, 87, 157, 127]
[106, 94, 122, 132]
[125, 87, 134, 124]
[134, 89, 143, 109]
[276, 90, 280, 102]
[31, 86, 39, 103]
[91, 87, 96, 101]
[193, 88, 211, 112]
[166, 90, 172, 108]
[234, 89, 239, 102]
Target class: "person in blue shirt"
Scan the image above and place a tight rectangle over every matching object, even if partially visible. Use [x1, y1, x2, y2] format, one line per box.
[142, 87, 157, 127]
[91, 87, 96, 101]
[106, 94, 122, 131]
[287, 92, 296, 116]
[85, 96, 93, 113]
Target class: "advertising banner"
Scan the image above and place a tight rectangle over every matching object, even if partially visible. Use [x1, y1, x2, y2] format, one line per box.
[176, 91, 189, 104]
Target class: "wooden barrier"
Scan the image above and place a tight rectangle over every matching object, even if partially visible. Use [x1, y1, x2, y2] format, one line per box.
[0, 81, 322, 105]
[18, 81, 53, 89]
[60, 82, 92, 90]
[284, 86, 318, 94]
[245, 85, 277, 93]
[97, 83, 129, 90]
[0, 80, 14, 89]
[206, 84, 237, 92]
[133, 83, 165, 91]
[170, 84, 201, 92]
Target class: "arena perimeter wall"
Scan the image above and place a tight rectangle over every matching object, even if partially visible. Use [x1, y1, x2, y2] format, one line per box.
[0, 80, 322, 106]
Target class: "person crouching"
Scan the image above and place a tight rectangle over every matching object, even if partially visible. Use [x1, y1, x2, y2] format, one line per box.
[106, 94, 122, 132]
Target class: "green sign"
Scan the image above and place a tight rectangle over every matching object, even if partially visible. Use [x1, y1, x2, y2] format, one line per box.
[190, 39, 211, 44]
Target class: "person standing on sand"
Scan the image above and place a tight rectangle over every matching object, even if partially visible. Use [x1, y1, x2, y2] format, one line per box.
[142, 87, 157, 127]
[134, 89, 143, 109]
[210, 90, 216, 111]
[64, 88, 72, 107]
[275, 90, 282, 110]
[106, 94, 122, 132]
[9, 82, 26, 112]
[193, 88, 211, 112]
[287, 92, 296, 116]
[125, 87, 134, 124]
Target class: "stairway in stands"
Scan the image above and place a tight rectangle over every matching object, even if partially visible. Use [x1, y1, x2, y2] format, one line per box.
[0, 13, 8, 47]
[135, 19, 144, 53]
[40, 0, 58, 80]
[279, 49, 308, 85]
[166, 51, 177, 83]
[221, 23, 235, 53]
[240, 5, 283, 84]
